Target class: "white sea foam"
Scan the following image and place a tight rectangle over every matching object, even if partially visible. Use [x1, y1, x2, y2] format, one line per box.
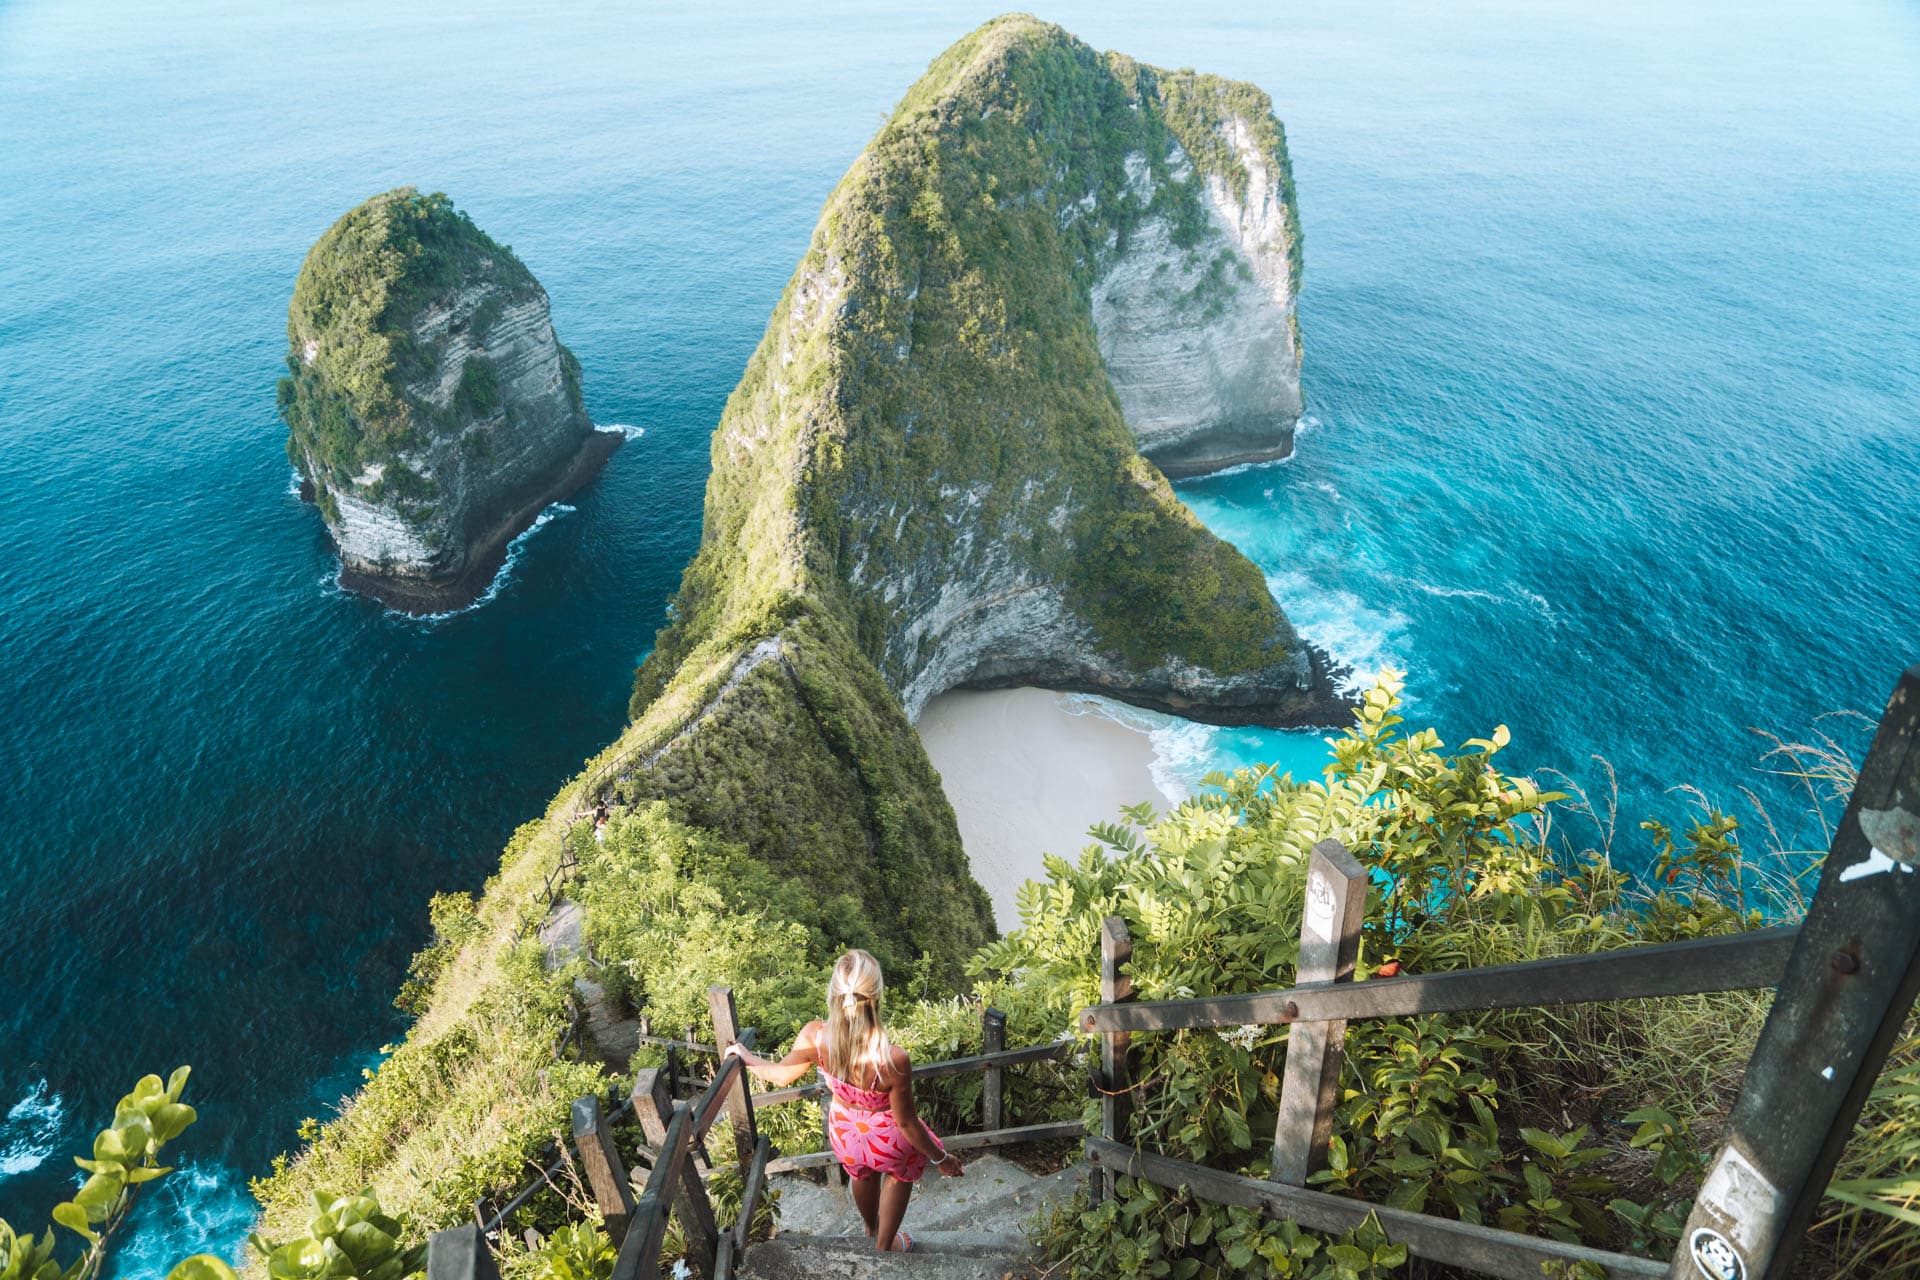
[285, 468, 304, 497]
[1387, 574, 1559, 626]
[597, 422, 646, 440]
[393, 502, 578, 623]
[108, 1159, 257, 1276]
[1266, 569, 1409, 695]
[1191, 452, 1296, 481]
[1059, 692, 1214, 804]
[0, 1080, 64, 1179]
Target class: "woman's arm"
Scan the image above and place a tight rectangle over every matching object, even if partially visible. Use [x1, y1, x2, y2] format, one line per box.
[887, 1047, 963, 1176]
[724, 1021, 821, 1087]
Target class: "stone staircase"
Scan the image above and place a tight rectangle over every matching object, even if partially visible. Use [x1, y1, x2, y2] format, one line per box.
[740, 1154, 1083, 1279]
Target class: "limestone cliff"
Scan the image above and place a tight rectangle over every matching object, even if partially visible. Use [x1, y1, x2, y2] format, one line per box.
[601, 16, 1342, 973]
[280, 188, 618, 612]
[1091, 110, 1306, 477]
[634, 15, 1336, 732]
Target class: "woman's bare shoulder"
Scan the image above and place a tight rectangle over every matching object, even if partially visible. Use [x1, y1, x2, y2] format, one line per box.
[888, 1044, 912, 1075]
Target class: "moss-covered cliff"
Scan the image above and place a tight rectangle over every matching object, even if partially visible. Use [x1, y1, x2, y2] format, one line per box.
[281, 188, 616, 612]
[603, 10, 1342, 988]
[634, 14, 1335, 730]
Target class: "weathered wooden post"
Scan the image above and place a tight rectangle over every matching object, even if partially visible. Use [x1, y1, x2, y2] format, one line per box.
[981, 1006, 1007, 1132]
[426, 1224, 502, 1280]
[1090, 916, 1134, 1204]
[707, 986, 759, 1172]
[611, 1100, 694, 1280]
[571, 1094, 635, 1242]
[632, 1074, 720, 1278]
[1670, 665, 1920, 1280]
[1272, 840, 1368, 1185]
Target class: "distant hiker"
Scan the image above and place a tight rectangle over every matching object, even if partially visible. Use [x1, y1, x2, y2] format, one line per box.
[725, 949, 961, 1251]
[592, 801, 609, 843]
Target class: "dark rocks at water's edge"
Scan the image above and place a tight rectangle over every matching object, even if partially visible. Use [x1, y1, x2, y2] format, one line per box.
[958, 642, 1353, 730]
[280, 187, 618, 614]
[327, 429, 624, 615]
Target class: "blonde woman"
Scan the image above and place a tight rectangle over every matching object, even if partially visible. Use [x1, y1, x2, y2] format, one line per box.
[725, 950, 962, 1251]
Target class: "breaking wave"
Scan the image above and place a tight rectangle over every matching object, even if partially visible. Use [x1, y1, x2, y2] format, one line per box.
[0, 1079, 63, 1180]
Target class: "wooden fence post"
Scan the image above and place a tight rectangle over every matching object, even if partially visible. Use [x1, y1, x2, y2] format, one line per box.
[632, 1075, 720, 1278]
[1272, 840, 1368, 1186]
[571, 1095, 635, 1242]
[1091, 916, 1133, 1204]
[1670, 666, 1920, 1280]
[981, 1006, 1007, 1132]
[426, 1224, 502, 1280]
[707, 986, 758, 1172]
[611, 1099, 694, 1280]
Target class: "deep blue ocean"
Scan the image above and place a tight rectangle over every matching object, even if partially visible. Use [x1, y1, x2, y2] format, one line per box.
[2, 0, 1915, 1270]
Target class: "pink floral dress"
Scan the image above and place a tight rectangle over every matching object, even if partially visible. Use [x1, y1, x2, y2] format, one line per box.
[821, 1066, 945, 1181]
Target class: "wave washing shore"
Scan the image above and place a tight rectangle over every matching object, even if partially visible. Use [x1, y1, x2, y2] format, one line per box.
[305, 425, 646, 624]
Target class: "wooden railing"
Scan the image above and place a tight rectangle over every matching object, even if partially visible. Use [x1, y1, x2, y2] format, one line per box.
[427, 984, 1084, 1280]
[1078, 666, 1920, 1280]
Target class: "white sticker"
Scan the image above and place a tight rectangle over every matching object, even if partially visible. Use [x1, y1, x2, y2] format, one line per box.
[1304, 869, 1335, 944]
[1690, 1228, 1744, 1280]
[1697, 1145, 1786, 1258]
[1839, 846, 1917, 882]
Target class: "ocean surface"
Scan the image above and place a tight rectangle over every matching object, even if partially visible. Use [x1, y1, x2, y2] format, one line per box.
[1, 0, 1915, 1270]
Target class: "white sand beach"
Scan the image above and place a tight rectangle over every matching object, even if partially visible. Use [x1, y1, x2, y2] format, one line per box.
[916, 687, 1179, 933]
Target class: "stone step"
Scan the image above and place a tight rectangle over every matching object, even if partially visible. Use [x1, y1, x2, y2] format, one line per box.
[767, 1152, 1040, 1240]
[739, 1231, 1038, 1280]
[916, 1163, 1084, 1233]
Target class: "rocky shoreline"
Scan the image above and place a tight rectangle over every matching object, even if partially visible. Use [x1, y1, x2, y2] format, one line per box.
[331, 427, 624, 615]
[957, 640, 1352, 730]
[1148, 421, 1297, 480]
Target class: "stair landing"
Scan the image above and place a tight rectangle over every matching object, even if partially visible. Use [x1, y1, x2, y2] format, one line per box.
[741, 1154, 1082, 1278]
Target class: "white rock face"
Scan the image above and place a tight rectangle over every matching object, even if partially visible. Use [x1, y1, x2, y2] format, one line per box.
[1091, 125, 1303, 477]
[302, 272, 596, 591]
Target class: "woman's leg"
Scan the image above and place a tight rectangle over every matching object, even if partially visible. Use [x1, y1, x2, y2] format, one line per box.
[848, 1172, 880, 1238]
[874, 1175, 914, 1251]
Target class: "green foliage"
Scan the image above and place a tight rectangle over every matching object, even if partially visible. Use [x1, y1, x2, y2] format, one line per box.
[0, 1069, 197, 1280]
[250, 850, 612, 1262]
[573, 803, 831, 1042]
[246, 1189, 425, 1280]
[280, 187, 552, 507]
[1002, 674, 1806, 1276]
[614, 613, 995, 988]
[395, 891, 484, 1013]
[508, 1222, 613, 1280]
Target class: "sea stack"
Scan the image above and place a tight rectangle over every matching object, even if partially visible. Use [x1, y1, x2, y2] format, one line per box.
[1089, 70, 1306, 477]
[279, 188, 618, 612]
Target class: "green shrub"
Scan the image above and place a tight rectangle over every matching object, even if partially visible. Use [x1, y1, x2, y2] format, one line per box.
[0, 1069, 198, 1280]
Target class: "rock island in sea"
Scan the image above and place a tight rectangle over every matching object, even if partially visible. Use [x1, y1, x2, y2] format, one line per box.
[279, 188, 621, 613]
[254, 14, 1348, 1237]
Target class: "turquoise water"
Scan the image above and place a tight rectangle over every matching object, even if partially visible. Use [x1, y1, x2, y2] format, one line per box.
[1, 0, 1915, 1270]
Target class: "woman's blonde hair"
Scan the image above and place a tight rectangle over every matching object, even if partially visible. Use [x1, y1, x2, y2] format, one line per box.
[825, 950, 892, 1088]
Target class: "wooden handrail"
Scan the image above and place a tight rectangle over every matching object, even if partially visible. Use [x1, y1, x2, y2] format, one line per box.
[733, 1135, 772, 1254]
[752, 1039, 1075, 1106]
[1085, 1138, 1664, 1280]
[426, 1224, 503, 1280]
[691, 1028, 755, 1144]
[611, 1102, 692, 1280]
[1079, 925, 1801, 1035]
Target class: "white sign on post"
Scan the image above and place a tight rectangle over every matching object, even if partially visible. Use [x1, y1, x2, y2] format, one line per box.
[1304, 869, 1335, 945]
